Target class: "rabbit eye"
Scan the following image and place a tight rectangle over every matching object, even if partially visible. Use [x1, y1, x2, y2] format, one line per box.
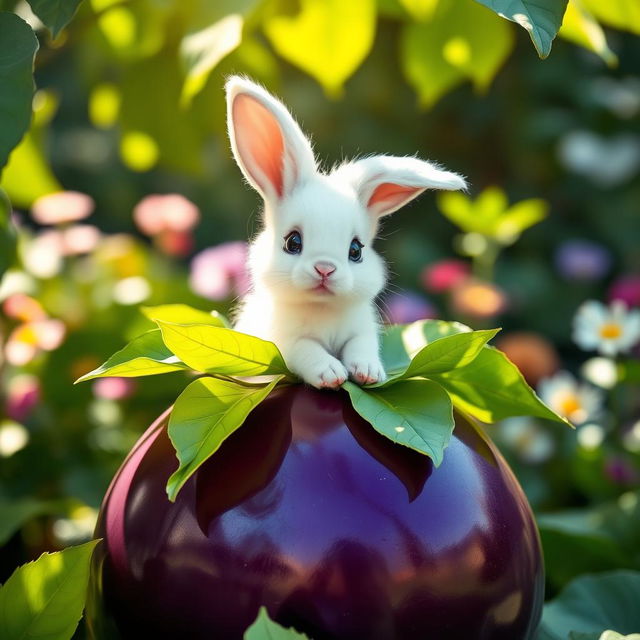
[283, 230, 303, 255]
[349, 238, 364, 263]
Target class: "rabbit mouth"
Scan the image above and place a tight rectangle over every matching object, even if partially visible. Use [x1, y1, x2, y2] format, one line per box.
[311, 282, 334, 295]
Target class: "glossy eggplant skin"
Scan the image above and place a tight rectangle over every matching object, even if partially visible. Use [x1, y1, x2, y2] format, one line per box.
[87, 386, 544, 640]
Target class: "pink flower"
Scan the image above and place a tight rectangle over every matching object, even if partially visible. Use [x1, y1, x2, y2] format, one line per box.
[31, 191, 94, 225]
[156, 230, 194, 257]
[2, 294, 46, 322]
[608, 275, 640, 308]
[133, 194, 200, 236]
[92, 377, 136, 400]
[5, 374, 41, 421]
[421, 259, 470, 293]
[189, 242, 250, 300]
[5, 319, 66, 366]
[61, 225, 102, 255]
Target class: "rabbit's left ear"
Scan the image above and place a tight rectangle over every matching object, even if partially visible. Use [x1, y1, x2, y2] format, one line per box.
[338, 156, 467, 218]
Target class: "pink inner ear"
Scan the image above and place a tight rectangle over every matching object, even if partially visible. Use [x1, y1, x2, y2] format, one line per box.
[233, 94, 285, 197]
[367, 183, 421, 211]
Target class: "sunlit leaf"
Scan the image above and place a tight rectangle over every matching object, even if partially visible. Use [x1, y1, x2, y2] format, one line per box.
[401, 0, 514, 108]
[141, 304, 229, 327]
[26, 0, 83, 38]
[537, 571, 640, 640]
[264, 0, 376, 97]
[431, 347, 569, 425]
[581, 0, 640, 36]
[0, 188, 16, 280]
[0, 13, 38, 174]
[244, 607, 310, 639]
[75, 329, 188, 383]
[375, 328, 499, 386]
[167, 375, 284, 500]
[380, 319, 471, 375]
[155, 322, 291, 377]
[180, 14, 244, 107]
[559, 0, 617, 67]
[493, 198, 548, 244]
[473, 0, 568, 58]
[343, 379, 454, 466]
[119, 130, 159, 172]
[0, 540, 100, 640]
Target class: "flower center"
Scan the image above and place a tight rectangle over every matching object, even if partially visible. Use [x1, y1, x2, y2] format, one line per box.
[559, 394, 582, 418]
[599, 323, 622, 339]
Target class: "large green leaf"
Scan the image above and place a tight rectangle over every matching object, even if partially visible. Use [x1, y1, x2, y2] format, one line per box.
[0, 12, 38, 174]
[0, 188, 16, 279]
[474, 0, 568, 58]
[376, 328, 499, 387]
[537, 571, 640, 640]
[75, 329, 188, 383]
[156, 321, 291, 378]
[244, 607, 310, 639]
[0, 540, 100, 640]
[26, 0, 83, 38]
[431, 347, 568, 425]
[264, 0, 376, 96]
[401, 0, 514, 108]
[167, 375, 284, 500]
[343, 379, 454, 466]
[141, 303, 229, 327]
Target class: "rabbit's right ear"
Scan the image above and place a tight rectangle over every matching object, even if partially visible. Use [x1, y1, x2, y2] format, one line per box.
[226, 76, 317, 202]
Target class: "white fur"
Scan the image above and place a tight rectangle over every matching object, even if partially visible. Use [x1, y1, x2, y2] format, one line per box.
[226, 76, 467, 389]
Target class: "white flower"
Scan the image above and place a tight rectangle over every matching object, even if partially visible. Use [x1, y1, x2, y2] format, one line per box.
[498, 417, 555, 464]
[573, 300, 640, 356]
[538, 371, 603, 425]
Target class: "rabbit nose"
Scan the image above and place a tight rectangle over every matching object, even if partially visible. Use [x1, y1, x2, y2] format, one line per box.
[314, 261, 336, 278]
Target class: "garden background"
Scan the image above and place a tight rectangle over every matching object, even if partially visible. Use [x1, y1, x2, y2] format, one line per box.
[0, 0, 639, 637]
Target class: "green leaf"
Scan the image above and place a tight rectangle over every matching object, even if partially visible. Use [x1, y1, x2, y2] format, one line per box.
[75, 329, 188, 383]
[155, 321, 292, 378]
[244, 606, 310, 639]
[376, 328, 499, 387]
[437, 188, 548, 242]
[537, 571, 640, 640]
[401, 0, 514, 108]
[0, 540, 100, 640]
[0, 188, 16, 279]
[558, 0, 617, 67]
[141, 304, 229, 327]
[180, 14, 244, 107]
[0, 12, 38, 174]
[26, 0, 83, 38]
[0, 89, 61, 208]
[581, 0, 640, 36]
[167, 375, 284, 501]
[431, 347, 569, 425]
[343, 379, 454, 466]
[264, 0, 376, 97]
[380, 319, 472, 375]
[473, 0, 568, 58]
[0, 498, 64, 546]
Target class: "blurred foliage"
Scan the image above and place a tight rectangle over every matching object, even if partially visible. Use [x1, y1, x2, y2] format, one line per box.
[0, 0, 639, 637]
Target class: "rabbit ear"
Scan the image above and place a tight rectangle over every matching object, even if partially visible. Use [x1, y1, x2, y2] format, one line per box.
[226, 76, 317, 201]
[337, 156, 467, 218]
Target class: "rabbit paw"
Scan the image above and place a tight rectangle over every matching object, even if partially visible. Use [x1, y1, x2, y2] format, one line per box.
[304, 357, 348, 390]
[347, 358, 387, 386]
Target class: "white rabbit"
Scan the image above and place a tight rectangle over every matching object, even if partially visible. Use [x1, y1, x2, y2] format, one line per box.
[226, 76, 466, 389]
